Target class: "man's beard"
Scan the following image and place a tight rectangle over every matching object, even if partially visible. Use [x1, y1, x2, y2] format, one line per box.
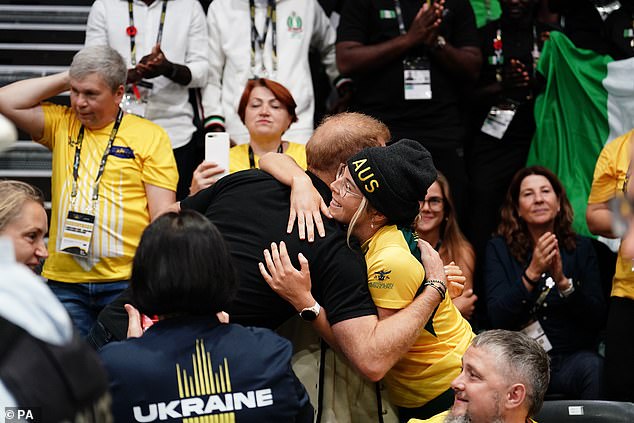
[444, 416, 504, 423]
[445, 392, 504, 423]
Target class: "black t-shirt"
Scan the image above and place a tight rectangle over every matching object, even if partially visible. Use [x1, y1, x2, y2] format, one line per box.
[550, 0, 634, 60]
[337, 0, 479, 146]
[470, 19, 558, 143]
[181, 170, 376, 329]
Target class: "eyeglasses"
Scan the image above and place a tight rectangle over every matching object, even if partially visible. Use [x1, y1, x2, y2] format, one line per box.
[420, 196, 444, 212]
[335, 163, 362, 199]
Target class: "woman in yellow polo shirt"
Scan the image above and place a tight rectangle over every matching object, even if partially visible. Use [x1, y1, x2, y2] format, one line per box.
[230, 78, 306, 172]
[190, 78, 306, 194]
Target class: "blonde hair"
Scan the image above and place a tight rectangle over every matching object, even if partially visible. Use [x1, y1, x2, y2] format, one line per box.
[0, 180, 44, 232]
[346, 197, 369, 247]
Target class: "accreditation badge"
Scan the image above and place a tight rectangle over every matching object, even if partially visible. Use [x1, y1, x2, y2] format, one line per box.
[520, 320, 553, 352]
[59, 211, 95, 257]
[480, 99, 519, 139]
[120, 80, 152, 117]
[403, 57, 432, 100]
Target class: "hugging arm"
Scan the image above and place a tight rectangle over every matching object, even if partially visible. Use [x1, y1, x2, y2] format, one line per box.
[260, 239, 447, 381]
[259, 153, 330, 241]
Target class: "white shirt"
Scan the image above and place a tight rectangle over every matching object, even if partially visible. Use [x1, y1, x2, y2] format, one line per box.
[85, 0, 208, 149]
[202, 0, 341, 144]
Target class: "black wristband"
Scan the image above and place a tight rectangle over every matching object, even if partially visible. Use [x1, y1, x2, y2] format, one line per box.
[522, 269, 540, 286]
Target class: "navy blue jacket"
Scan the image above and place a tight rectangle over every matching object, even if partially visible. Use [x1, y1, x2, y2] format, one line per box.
[100, 317, 312, 422]
[485, 235, 606, 354]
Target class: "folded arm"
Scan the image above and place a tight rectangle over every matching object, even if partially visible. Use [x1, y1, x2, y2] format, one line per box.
[0, 71, 70, 140]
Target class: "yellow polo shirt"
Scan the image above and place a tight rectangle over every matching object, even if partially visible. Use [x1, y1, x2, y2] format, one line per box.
[38, 103, 177, 283]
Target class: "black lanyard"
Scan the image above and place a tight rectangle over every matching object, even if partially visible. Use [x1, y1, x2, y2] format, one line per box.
[393, 0, 407, 36]
[629, 14, 634, 48]
[71, 109, 124, 207]
[492, 25, 540, 81]
[529, 274, 555, 317]
[248, 143, 283, 169]
[127, 0, 168, 66]
[249, 0, 277, 77]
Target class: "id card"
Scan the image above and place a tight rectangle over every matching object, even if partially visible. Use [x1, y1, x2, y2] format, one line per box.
[520, 320, 553, 352]
[59, 211, 95, 257]
[404, 57, 431, 100]
[121, 92, 148, 117]
[120, 80, 153, 117]
[481, 103, 517, 139]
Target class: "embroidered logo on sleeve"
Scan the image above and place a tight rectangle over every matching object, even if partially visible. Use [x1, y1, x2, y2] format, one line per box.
[368, 269, 393, 289]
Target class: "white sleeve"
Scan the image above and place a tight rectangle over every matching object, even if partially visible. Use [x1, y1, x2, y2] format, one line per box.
[310, 1, 340, 85]
[201, 4, 226, 129]
[184, 0, 209, 88]
[84, 0, 108, 47]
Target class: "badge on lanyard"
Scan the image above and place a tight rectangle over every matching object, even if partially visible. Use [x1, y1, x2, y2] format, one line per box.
[62, 109, 124, 257]
[481, 99, 519, 139]
[520, 320, 553, 352]
[403, 57, 432, 100]
[60, 211, 96, 257]
[121, 80, 152, 118]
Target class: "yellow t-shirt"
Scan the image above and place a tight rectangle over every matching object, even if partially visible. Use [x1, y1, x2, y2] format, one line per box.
[587, 130, 633, 299]
[228, 142, 307, 173]
[38, 104, 178, 283]
[363, 225, 475, 408]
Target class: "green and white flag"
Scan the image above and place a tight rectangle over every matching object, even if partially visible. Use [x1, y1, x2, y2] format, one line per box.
[527, 31, 634, 236]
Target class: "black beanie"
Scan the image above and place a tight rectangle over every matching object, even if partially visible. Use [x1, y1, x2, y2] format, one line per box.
[347, 139, 437, 226]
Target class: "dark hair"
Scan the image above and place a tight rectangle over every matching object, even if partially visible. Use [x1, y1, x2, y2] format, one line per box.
[496, 166, 576, 263]
[131, 211, 237, 317]
[237, 78, 298, 125]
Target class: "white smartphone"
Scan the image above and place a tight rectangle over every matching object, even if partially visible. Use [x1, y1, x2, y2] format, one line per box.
[205, 132, 230, 180]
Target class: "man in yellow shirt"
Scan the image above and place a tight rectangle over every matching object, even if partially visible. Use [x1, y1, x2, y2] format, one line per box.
[0, 45, 177, 337]
[409, 330, 548, 423]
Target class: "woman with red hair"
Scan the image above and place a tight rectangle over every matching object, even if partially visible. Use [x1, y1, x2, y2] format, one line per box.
[190, 78, 306, 193]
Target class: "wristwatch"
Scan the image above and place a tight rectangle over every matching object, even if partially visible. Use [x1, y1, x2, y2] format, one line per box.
[299, 302, 321, 321]
[434, 35, 447, 51]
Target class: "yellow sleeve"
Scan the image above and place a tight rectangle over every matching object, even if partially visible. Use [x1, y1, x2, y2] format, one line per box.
[37, 103, 76, 150]
[139, 124, 178, 192]
[367, 246, 425, 310]
[588, 134, 630, 204]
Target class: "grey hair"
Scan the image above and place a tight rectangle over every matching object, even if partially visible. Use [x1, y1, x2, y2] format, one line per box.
[471, 330, 550, 417]
[0, 180, 44, 232]
[69, 45, 127, 91]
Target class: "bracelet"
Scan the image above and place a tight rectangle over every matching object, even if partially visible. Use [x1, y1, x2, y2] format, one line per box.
[559, 278, 575, 298]
[424, 279, 446, 301]
[522, 269, 540, 286]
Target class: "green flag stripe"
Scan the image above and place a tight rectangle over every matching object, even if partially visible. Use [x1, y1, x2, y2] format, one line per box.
[527, 31, 612, 236]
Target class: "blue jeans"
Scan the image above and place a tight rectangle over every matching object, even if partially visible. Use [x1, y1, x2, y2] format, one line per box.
[47, 280, 129, 338]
